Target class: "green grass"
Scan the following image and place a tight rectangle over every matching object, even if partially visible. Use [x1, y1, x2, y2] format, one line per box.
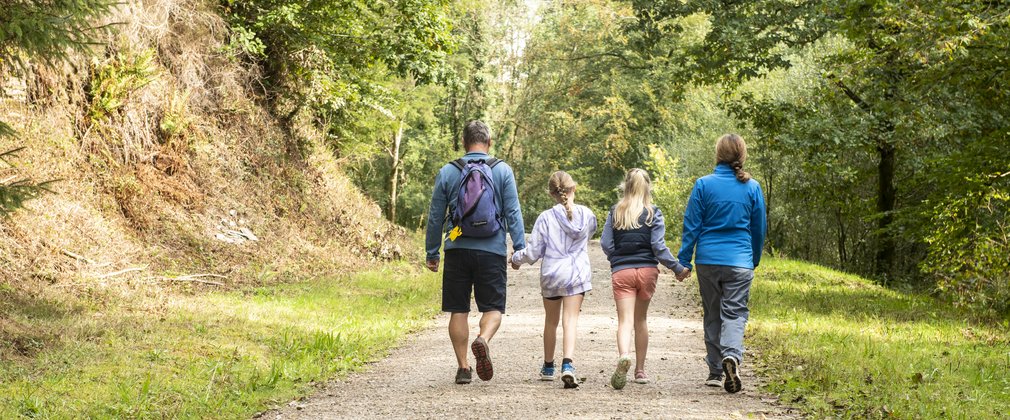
[750, 259, 1010, 419]
[0, 264, 439, 418]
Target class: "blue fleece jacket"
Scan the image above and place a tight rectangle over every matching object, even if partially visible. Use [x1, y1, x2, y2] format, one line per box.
[425, 152, 526, 261]
[677, 163, 767, 271]
[600, 207, 686, 274]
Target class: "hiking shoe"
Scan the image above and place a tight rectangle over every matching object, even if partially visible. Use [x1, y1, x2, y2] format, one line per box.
[471, 337, 494, 381]
[455, 367, 472, 384]
[634, 370, 650, 384]
[540, 361, 556, 381]
[610, 355, 632, 390]
[561, 361, 577, 389]
[722, 356, 742, 393]
[705, 373, 723, 387]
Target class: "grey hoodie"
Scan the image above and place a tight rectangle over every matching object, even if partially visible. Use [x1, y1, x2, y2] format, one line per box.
[512, 204, 597, 298]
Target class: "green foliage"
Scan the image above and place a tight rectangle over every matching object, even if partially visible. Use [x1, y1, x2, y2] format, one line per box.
[620, 0, 1010, 308]
[0, 147, 54, 216]
[0, 0, 114, 69]
[346, 0, 522, 226]
[87, 49, 160, 121]
[159, 90, 192, 143]
[223, 0, 457, 154]
[750, 259, 1010, 418]
[0, 0, 111, 215]
[501, 1, 738, 230]
[644, 145, 692, 240]
[920, 137, 1010, 315]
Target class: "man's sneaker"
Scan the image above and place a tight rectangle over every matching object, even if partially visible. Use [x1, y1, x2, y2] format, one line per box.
[634, 370, 650, 384]
[722, 356, 742, 393]
[561, 361, 577, 389]
[455, 367, 472, 384]
[705, 373, 723, 387]
[610, 355, 632, 390]
[471, 337, 494, 381]
[540, 362, 556, 381]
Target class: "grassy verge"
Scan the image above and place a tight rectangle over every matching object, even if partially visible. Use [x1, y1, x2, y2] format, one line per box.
[0, 264, 439, 418]
[749, 259, 1010, 419]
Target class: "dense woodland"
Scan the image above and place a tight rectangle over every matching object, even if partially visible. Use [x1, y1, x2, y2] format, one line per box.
[341, 0, 1009, 316]
[3, 0, 1008, 316]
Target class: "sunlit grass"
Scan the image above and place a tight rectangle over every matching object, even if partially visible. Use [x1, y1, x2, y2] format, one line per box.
[0, 264, 439, 418]
[750, 259, 1010, 419]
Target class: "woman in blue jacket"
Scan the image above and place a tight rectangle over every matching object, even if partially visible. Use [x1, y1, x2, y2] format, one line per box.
[678, 134, 766, 394]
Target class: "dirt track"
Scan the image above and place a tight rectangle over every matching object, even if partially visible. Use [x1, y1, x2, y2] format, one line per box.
[268, 241, 796, 419]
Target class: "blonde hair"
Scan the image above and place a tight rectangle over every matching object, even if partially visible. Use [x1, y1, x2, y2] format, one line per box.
[716, 133, 751, 182]
[614, 168, 654, 230]
[549, 171, 577, 220]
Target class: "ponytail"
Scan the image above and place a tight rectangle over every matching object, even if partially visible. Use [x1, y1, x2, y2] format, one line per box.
[549, 171, 578, 220]
[731, 160, 751, 182]
[716, 134, 752, 183]
[559, 189, 574, 220]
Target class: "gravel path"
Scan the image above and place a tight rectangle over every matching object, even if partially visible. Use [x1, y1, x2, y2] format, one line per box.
[268, 241, 796, 419]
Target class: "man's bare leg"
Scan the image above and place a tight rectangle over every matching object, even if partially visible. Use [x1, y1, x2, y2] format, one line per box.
[449, 312, 470, 369]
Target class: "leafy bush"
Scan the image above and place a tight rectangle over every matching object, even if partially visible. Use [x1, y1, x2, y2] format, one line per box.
[87, 49, 159, 122]
[645, 144, 693, 240]
[926, 187, 1010, 314]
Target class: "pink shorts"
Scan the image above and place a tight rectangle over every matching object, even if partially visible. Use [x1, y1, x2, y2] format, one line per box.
[611, 267, 659, 300]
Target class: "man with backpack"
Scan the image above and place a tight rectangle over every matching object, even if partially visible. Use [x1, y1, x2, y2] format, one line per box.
[425, 120, 526, 385]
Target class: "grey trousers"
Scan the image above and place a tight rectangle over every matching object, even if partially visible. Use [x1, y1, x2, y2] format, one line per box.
[697, 264, 754, 375]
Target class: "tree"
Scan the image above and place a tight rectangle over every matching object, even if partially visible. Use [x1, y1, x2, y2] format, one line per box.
[223, 0, 457, 153]
[0, 0, 115, 213]
[630, 0, 1009, 279]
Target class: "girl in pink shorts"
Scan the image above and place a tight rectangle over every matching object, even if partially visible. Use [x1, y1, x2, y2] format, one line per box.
[600, 168, 689, 389]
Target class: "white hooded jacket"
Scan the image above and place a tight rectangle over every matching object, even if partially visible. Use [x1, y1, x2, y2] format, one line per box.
[512, 203, 597, 297]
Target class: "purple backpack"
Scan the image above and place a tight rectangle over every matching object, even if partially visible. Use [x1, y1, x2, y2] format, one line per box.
[451, 158, 503, 238]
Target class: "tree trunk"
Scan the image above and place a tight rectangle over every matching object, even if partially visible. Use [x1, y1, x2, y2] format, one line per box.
[830, 76, 898, 279]
[874, 142, 897, 278]
[835, 206, 847, 265]
[765, 162, 773, 248]
[449, 95, 460, 151]
[388, 121, 404, 222]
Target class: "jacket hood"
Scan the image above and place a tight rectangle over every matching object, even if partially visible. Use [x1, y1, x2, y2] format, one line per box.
[551, 204, 592, 239]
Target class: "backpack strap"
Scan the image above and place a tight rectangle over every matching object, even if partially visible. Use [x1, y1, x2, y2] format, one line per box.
[449, 157, 503, 171]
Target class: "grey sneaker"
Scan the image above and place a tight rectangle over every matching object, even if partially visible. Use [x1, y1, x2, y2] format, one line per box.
[705, 373, 722, 387]
[722, 357, 742, 393]
[455, 367, 472, 384]
[610, 355, 632, 390]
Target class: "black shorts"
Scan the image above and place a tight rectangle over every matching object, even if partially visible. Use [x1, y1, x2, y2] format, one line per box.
[442, 248, 507, 313]
[545, 292, 586, 301]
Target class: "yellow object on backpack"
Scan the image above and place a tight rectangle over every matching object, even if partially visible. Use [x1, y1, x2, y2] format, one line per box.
[447, 226, 462, 241]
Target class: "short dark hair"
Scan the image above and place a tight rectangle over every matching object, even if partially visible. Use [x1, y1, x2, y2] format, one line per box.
[463, 120, 491, 147]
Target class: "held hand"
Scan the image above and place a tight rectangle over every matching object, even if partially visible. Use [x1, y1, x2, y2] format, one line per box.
[425, 259, 439, 272]
[508, 253, 521, 270]
[675, 268, 692, 282]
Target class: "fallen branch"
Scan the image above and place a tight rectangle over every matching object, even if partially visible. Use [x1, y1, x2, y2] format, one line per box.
[176, 273, 227, 279]
[141, 273, 227, 286]
[61, 249, 97, 265]
[97, 266, 146, 279]
[165, 274, 225, 286]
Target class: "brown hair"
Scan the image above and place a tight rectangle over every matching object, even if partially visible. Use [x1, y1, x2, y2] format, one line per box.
[716, 134, 751, 183]
[549, 171, 577, 220]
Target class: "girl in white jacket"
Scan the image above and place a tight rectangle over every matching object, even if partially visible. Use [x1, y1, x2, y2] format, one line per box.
[511, 171, 597, 389]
